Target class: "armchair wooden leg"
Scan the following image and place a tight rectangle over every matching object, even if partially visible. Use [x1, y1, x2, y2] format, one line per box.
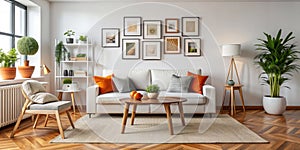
[44, 114, 49, 127]
[66, 111, 75, 129]
[33, 114, 40, 129]
[55, 111, 65, 139]
[10, 110, 25, 138]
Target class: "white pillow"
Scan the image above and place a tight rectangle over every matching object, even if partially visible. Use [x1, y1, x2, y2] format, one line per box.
[150, 69, 176, 91]
[167, 75, 193, 93]
[29, 92, 58, 104]
[128, 70, 150, 90]
[22, 80, 46, 96]
[112, 76, 136, 93]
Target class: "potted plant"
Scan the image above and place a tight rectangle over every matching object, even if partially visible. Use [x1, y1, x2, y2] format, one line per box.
[0, 48, 19, 80]
[55, 41, 68, 64]
[64, 29, 75, 44]
[146, 84, 160, 99]
[79, 35, 87, 44]
[17, 36, 39, 78]
[62, 78, 78, 91]
[254, 29, 300, 115]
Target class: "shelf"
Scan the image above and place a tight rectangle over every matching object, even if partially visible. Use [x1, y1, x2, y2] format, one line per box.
[56, 89, 82, 93]
[61, 61, 93, 63]
[55, 76, 92, 78]
[64, 43, 92, 46]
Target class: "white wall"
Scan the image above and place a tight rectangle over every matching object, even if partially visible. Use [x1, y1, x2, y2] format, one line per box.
[50, 1, 300, 106]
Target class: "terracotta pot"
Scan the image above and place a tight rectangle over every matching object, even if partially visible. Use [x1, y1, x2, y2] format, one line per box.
[0, 67, 16, 80]
[18, 66, 35, 78]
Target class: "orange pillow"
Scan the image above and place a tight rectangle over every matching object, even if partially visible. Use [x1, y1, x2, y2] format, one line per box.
[93, 75, 114, 94]
[187, 72, 208, 94]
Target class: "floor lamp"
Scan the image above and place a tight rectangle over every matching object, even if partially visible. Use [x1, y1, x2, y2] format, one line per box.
[222, 44, 241, 85]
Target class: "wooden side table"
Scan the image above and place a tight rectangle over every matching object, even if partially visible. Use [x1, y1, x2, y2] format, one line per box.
[222, 84, 246, 116]
[57, 89, 81, 114]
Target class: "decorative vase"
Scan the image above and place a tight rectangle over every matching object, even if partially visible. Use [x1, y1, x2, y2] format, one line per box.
[0, 67, 16, 80]
[227, 80, 235, 86]
[147, 93, 159, 99]
[263, 96, 286, 115]
[18, 66, 35, 78]
[66, 38, 74, 44]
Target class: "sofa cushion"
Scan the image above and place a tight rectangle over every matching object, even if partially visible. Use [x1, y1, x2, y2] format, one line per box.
[187, 72, 208, 94]
[151, 69, 176, 91]
[96, 91, 147, 104]
[93, 75, 114, 94]
[159, 91, 207, 105]
[29, 101, 71, 110]
[128, 70, 150, 90]
[112, 76, 136, 93]
[167, 75, 193, 93]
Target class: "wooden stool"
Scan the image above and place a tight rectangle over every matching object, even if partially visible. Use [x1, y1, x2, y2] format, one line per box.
[222, 84, 246, 116]
[57, 90, 81, 114]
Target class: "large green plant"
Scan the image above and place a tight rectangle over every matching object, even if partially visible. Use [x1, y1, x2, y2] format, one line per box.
[0, 48, 19, 67]
[17, 36, 39, 61]
[254, 29, 300, 97]
[55, 41, 67, 64]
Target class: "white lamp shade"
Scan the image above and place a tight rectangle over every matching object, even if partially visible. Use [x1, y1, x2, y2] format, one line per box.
[222, 44, 241, 57]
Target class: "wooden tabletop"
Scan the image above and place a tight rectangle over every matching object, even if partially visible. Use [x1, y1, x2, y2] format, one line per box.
[120, 97, 187, 105]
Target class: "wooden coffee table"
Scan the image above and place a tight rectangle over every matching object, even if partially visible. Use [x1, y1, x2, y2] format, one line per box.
[120, 97, 187, 135]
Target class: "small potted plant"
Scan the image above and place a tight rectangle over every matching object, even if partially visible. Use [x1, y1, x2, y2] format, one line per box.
[55, 41, 68, 64]
[146, 84, 160, 99]
[64, 29, 75, 44]
[79, 35, 87, 44]
[0, 48, 19, 80]
[254, 29, 300, 115]
[17, 36, 39, 78]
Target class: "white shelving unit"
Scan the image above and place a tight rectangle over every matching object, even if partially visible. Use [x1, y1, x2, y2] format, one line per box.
[54, 39, 94, 105]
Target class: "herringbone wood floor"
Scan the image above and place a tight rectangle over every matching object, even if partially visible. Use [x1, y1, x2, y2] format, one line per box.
[1, 109, 300, 150]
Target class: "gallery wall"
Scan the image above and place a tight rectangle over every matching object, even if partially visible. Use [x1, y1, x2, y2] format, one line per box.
[50, 1, 300, 106]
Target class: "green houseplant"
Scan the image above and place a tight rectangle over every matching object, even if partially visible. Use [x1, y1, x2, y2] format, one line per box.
[146, 84, 160, 99]
[55, 41, 68, 64]
[17, 36, 39, 78]
[64, 29, 75, 44]
[254, 29, 300, 114]
[79, 35, 87, 44]
[0, 48, 19, 80]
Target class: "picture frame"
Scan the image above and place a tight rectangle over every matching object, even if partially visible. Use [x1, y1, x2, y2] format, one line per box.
[101, 28, 120, 48]
[164, 36, 181, 54]
[143, 20, 162, 39]
[182, 17, 200, 36]
[184, 38, 201, 56]
[123, 16, 142, 36]
[142, 41, 161, 60]
[122, 39, 140, 59]
[165, 18, 179, 33]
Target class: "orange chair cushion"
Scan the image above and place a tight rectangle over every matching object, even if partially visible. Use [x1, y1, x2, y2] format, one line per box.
[187, 72, 208, 94]
[93, 75, 114, 94]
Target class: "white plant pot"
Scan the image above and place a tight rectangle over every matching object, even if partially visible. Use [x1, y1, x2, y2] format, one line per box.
[263, 96, 286, 115]
[62, 83, 79, 91]
[147, 93, 159, 99]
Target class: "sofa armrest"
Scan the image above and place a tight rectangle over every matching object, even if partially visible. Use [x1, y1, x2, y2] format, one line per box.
[86, 85, 99, 114]
[203, 85, 216, 113]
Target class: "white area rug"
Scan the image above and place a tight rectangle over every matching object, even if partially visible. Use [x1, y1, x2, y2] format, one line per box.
[51, 114, 268, 144]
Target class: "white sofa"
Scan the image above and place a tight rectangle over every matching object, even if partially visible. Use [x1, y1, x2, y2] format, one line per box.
[86, 69, 216, 116]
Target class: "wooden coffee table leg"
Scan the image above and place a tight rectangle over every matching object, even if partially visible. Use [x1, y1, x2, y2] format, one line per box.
[178, 102, 185, 126]
[164, 103, 174, 135]
[130, 104, 137, 125]
[121, 103, 130, 134]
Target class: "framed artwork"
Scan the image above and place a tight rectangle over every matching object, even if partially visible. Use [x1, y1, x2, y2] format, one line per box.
[184, 38, 201, 56]
[123, 16, 142, 36]
[143, 20, 162, 39]
[165, 18, 179, 33]
[122, 39, 140, 59]
[101, 28, 120, 48]
[142, 41, 161, 60]
[164, 36, 181, 54]
[182, 17, 200, 36]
